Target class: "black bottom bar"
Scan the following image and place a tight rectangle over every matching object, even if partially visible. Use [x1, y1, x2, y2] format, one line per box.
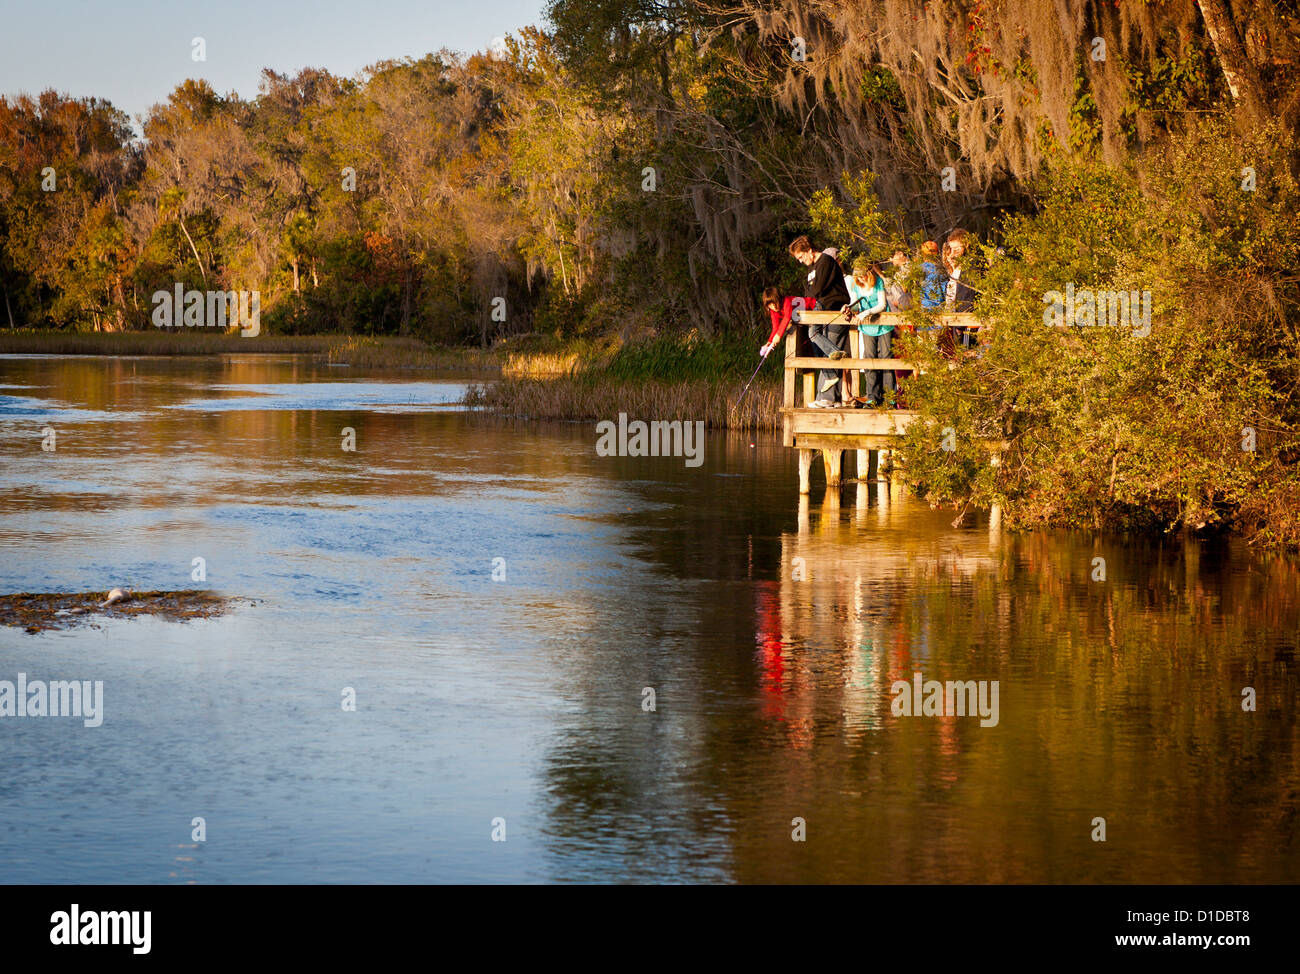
[0, 884, 1285, 961]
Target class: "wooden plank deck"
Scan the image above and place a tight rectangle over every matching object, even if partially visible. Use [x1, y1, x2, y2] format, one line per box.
[781, 407, 919, 436]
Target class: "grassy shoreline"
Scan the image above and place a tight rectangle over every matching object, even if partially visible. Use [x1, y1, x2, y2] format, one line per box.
[473, 332, 783, 431]
[0, 330, 503, 372]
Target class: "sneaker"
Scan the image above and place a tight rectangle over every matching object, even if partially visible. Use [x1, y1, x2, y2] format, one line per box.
[828, 350, 848, 360]
[819, 375, 839, 393]
[808, 399, 832, 408]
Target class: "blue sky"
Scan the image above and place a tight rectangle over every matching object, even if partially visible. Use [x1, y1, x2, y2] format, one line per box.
[0, 0, 548, 122]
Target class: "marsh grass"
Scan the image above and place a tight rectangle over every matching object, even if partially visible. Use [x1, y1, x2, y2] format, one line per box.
[467, 374, 783, 431]
[471, 332, 782, 430]
[603, 332, 758, 383]
[502, 349, 583, 377]
[325, 336, 500, 372]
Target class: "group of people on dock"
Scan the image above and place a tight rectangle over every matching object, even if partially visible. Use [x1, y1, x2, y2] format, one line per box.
[760, 231, 976, 408]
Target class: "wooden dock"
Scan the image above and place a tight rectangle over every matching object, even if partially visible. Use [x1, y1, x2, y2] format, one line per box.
[782, 309, 982, 493]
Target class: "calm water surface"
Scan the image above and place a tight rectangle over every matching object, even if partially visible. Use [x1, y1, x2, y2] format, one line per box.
[0, 354, 1296, 883]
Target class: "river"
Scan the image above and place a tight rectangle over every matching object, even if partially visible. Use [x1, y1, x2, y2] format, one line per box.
[1, 354, 1296, 883]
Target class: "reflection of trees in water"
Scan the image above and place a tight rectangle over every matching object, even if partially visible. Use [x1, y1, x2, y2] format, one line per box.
[721, 502, 1300, 882]
[536, 470, 1298, 882]
[531, 564, 751, 883]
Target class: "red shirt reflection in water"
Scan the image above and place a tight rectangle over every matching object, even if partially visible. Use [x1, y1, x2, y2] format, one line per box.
[755, 584, 787, 719]
[756, 584, 814, 749]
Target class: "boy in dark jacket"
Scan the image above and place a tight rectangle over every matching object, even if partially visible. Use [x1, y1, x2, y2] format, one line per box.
[789, 236, 850, 406]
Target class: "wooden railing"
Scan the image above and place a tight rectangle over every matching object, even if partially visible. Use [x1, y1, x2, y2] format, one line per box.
[779, 309, 984, 449]
[783, 309, 983, 408]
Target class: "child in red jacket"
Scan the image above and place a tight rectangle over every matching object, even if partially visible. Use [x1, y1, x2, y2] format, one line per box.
[759, 286, 815, 357]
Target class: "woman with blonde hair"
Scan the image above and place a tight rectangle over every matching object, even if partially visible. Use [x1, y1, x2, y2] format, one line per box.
[845, 255, 893, 407]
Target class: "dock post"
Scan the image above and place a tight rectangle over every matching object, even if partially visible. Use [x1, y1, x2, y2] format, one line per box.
[822, 449, 843, 487]
[856, 448, 869, 481]
[821, 486, 841, 520]
[798, 449, 814, 494]
[883, 448, 902, 478]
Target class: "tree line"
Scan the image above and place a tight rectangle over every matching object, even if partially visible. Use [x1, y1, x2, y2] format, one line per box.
[2, 0, 1298, 541]
[1, 1, 1296, 342]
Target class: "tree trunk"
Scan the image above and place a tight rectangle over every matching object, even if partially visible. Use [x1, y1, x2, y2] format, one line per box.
[400, 266, 413, 336]
[111, 276, 127, 331]
[551, 215, 570, 293]
[177, 215, 208, 284]
[1196, 0, 1268, 120]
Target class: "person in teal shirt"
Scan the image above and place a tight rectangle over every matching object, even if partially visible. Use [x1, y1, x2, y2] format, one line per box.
[845, 256, 894, 407]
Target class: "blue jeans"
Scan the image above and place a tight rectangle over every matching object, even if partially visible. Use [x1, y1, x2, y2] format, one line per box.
[950, 325, 976, 348]
[859, 330, 896, 402]
[809, 323, 847, 402]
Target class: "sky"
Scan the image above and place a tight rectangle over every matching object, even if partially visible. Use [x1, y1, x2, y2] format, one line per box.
[0, 0, 548, 123]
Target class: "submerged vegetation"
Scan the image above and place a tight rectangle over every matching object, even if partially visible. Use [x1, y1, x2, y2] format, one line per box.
[0, 590, 241, 634]
[2, 0, 1299, 542]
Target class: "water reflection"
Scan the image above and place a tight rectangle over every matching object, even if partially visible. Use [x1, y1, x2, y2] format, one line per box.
[0, 356, 1295, 884]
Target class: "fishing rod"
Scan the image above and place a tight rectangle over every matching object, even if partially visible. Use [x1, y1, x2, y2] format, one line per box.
[734, 348, 771, 408]
[736, 269, 879, 410]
